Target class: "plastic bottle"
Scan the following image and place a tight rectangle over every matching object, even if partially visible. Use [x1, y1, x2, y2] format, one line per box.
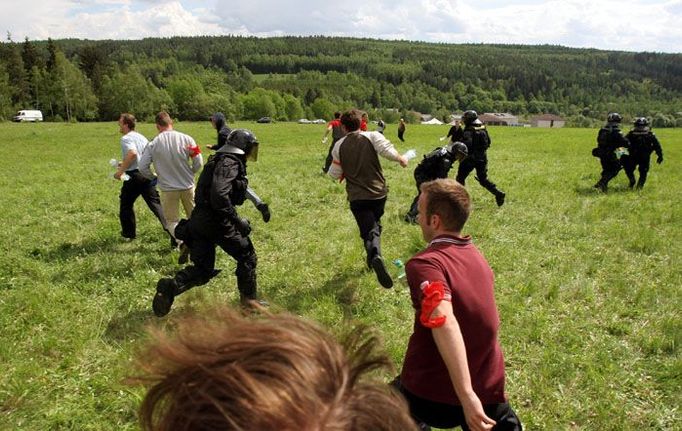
[109, 159, 130, 181]
[393, 259, 406, 282]
[403, 149, 417, 161]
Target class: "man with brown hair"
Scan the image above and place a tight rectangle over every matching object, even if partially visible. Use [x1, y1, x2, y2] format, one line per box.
[133, 307, 419, 431]
[328, 108, 409, 289]
[139, 112, 203, 249]
[395, 178, 522, 431]
[114, 113, 168, 241]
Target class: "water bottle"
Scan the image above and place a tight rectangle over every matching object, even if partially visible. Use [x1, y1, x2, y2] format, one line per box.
[403, 149, 417, 161]
[393, 259, 406, 283]
[109, 159, 129, 181]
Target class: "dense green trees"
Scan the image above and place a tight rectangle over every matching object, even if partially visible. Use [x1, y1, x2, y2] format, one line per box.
[0, 36, 680, 125]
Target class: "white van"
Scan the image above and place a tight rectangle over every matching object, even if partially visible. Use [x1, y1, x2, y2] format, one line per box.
[13, 110, 43, 122]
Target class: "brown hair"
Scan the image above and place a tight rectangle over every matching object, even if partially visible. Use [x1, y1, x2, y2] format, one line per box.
[120, 113, 136, 130]
[155, 111, 173, 128]
[132, 307, 417, 431]
[420, 178, 471, 232]
[340, 109, 362, 132]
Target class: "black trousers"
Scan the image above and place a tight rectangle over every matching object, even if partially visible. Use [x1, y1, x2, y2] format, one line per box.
[322, 140, 336, 173]
[456, 157, 503, 197]
[622, 153, 652, 188]
[349, 197, 386, 267]
[595, 155, 623, 187]
[394, 378, 523, 431]
[174, 214, 258, 300]
[119, 170, 166, 239]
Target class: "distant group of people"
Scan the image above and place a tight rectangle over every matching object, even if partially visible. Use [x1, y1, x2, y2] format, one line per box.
[114, 104, 669, 430]
[592, 113, 664, 192]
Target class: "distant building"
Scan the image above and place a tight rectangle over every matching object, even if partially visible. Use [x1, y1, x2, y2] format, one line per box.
[478, 113, 519, 126]
[531, 114, 565, 128]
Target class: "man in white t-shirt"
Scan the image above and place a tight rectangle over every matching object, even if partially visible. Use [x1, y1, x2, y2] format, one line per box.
[114, 113, 168, 240]
[139, 111, 203, 247]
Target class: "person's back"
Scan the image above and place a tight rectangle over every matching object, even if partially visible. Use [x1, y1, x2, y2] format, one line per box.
[146, 130, 201, 191]
[120, 131, 149, 171]
[461, 123, 490, 161]
[338, 132, 387, 201]
[626, 128, 658, 157]
[415, 147, 457, 183]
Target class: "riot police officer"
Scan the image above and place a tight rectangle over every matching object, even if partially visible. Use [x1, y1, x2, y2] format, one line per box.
[404, 141, 468, 223]
[453, 110, 506, 206]
[592, 112, 630, 192]
[153, 129, 265, 317]
[623, 117, 664, 189]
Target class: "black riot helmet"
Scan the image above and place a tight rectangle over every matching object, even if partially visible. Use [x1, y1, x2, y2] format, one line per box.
[607, 112, 622, 123]
[462, 110, 478, 126]
[634, 117, 649, 131]
[446, 141, 468, 160]
[221, 129, 260, 161]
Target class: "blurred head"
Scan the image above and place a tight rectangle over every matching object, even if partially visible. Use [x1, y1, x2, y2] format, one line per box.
[340, 109, 363, 133]
[334, 111, 341, 119]
[461, 110, 478, 126]
[155, 111, 173, 130]
[446, 141, 468, 161]
[418, 179, 471, 241]
[607, 112, 622, 124]
[219, 128, 260, 161]
[633, 117, 649, 131]
[119, 113, 136, 134]
[132, 307, 417, 431]
[210, 112, 226, 131]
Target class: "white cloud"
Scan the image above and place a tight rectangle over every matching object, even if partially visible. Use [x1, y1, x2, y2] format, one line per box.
[0, 0, 679, 52]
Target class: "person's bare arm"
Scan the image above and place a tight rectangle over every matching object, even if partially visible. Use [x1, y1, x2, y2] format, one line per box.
[431, 301, 496, 431]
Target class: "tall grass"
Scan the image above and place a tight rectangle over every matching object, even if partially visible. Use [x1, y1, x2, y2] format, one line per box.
[0, 121, 679, 429]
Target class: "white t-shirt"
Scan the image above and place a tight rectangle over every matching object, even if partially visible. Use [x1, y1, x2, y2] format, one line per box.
[120, 131, 149, 171]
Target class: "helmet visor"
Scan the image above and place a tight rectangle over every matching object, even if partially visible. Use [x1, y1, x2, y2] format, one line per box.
[248, 141, 259, 162]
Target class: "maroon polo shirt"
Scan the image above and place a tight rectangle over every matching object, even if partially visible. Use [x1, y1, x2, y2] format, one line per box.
[401, 234, 507, 405]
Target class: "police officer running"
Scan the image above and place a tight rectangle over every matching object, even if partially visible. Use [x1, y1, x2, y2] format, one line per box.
[404, 141, 468, 224]
[592, 112, 631, 192]
[152, 129, 265, 317]
[623, 117, 664, 189]
[453, 110, 506, 206]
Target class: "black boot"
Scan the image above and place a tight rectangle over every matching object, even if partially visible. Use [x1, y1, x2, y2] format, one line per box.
[153, 278, 177, 317]
[371, 255, 393, 289]
[495, 191, 506, 207]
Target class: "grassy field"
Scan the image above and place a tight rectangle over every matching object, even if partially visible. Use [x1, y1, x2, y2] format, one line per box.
[0, 121, 679, 430]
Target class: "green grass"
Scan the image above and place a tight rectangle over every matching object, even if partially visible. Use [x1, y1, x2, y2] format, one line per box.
[0, 121, 680, 430]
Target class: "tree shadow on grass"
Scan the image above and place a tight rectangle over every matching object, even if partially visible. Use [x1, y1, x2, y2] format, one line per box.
[279, 269, 365, 321]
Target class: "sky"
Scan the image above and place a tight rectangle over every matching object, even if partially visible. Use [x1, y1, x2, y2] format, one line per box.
[1, 0, 681, 53]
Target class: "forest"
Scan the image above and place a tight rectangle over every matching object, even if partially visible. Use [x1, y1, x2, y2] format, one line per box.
[0, 35, 681, 126]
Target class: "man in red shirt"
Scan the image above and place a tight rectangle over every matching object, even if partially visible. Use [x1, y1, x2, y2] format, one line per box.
[395, 178, 522, 431]
[322, 112, 345, 174]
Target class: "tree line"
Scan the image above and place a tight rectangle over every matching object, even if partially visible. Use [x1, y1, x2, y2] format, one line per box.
[1, 35, 681, 126]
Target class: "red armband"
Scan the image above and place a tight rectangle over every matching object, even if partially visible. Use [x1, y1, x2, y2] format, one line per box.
[188, 145, 201, 158]
[419, 281, 448, 328]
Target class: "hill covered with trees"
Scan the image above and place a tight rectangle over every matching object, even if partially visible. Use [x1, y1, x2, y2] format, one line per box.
[1, 35, 680, 126]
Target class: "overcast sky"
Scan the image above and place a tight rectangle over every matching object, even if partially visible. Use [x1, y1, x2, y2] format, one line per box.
[1, 0, 681, 53]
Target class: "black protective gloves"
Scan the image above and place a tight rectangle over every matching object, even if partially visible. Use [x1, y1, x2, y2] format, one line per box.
[256, 202, 271, 223]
